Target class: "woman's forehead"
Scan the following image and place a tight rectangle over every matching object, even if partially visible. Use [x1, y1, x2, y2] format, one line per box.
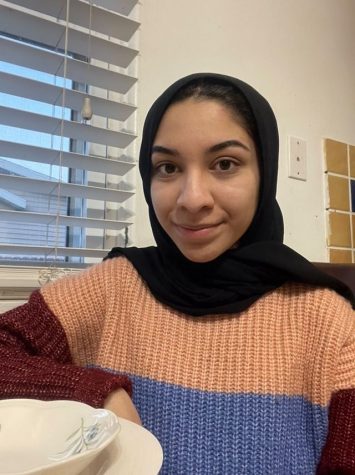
[154, 97, 254, 140]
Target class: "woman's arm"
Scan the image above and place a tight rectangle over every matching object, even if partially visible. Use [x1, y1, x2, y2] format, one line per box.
[0, 290, 132, 409]
[317, 388, 355, 474]
[317, 304, 355, 474]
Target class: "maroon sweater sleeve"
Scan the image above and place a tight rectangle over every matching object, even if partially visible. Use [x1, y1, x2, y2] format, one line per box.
[317, 388, 355, 474]
[0, 290, 131, 407]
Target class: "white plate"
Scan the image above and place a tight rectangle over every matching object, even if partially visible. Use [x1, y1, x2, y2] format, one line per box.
[79, 418, 163, 475]
[0, 399, 120, 475]
[0, 399, 163, 475]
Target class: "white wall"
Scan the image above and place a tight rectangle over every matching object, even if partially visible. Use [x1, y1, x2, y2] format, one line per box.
[134, 0, 355, 261]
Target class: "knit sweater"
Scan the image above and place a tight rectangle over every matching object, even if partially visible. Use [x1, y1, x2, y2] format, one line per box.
[0, 257, 354, 474]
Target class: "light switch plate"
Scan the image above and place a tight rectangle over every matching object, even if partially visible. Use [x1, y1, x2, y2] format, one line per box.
[288, 136, 307, 181]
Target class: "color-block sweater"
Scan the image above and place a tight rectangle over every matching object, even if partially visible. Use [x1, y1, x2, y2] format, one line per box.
[0, 257, 354, 474]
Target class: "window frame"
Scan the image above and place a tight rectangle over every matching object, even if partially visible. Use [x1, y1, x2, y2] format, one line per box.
[0, 0, 139, 271]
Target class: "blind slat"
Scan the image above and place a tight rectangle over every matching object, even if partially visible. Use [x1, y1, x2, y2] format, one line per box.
[0, 174, 134, 202]
[0, 5, 139, 68]
[0, 141, 135, 175]
[0, 37, 137, 94]
[0, 243, 109, 258]
[8, 0, 140, 41]
[0, 71, 136, 121]
[0, 106, 136, 148]
[0, 209, 132, 230]
[91, 0, 137, 17]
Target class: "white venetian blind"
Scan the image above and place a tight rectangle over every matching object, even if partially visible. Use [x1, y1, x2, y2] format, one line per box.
[0, 0, 139, 265]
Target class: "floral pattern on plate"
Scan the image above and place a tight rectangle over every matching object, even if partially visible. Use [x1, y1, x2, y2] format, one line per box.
[50, 410, 121, 461]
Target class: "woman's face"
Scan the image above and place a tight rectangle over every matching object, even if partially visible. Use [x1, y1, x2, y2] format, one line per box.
[150, 98, 260, 263]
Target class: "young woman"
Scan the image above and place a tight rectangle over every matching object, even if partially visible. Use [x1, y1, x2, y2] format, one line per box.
[0, 73, 354, 474]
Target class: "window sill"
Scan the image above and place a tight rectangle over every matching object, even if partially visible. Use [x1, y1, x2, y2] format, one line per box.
[0, 266, 80, 300]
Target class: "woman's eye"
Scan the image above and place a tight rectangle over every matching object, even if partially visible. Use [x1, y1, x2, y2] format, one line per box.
[155, 163, 178, 176]
[214, 159, 237, 172]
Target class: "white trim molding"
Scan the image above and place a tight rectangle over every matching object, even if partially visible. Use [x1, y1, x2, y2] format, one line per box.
[0, 266, 81, 300]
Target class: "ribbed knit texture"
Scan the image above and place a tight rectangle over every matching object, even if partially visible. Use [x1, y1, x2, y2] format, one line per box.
[38, 257, 355, 474]
[317, 389, 355, 474]
[0, 292, 131, 406]
[1, 256, 354, 473]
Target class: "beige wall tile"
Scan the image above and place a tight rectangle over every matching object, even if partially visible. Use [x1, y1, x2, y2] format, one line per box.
[324, 139, 348, 175]
[329, 248, 352, 263]
[328, 212, 351, 247]
[327, 175, 350, 211]
[350, 145, 355, 179]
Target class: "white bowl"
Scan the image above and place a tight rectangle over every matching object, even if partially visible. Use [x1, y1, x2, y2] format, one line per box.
[0, 399, 120, 475]
[79, 417, 163, 475]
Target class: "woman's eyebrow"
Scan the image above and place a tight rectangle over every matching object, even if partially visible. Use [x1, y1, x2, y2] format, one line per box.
[208, 140, 250, 153]
[151, 145, 177, 156]
[152, 140, 250, 156]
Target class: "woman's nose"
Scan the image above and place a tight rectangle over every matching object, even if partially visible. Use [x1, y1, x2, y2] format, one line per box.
[176, 172, 214, 212]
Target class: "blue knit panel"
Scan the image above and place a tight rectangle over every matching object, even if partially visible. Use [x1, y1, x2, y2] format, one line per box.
[130, 375, 328, 475]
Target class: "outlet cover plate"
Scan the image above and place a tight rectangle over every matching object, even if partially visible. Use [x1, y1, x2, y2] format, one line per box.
[288, 136, 307, 181]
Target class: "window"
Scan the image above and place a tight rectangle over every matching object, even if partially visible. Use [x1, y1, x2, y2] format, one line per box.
[0, 0, 139, 269]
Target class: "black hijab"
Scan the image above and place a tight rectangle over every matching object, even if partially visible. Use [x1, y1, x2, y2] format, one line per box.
[105, 73, 354, 315]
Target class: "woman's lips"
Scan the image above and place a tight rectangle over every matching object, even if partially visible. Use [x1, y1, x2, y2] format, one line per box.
[173, 223, 221, 239]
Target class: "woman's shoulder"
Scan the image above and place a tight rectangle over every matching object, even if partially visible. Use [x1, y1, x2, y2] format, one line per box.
[40, 256, 141, 297]
[277, 281, 353, 306]
[97, 255, 139, 274]
[271, 281, 353, 311]
[268, 281, 354, 333]
[74, 255, 139, 280]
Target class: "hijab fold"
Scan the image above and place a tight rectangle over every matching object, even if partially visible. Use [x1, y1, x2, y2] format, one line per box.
[105, 73, 354, 315]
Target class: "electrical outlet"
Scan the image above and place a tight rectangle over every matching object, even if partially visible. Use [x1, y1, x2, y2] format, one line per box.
[288, 136, 307, 181]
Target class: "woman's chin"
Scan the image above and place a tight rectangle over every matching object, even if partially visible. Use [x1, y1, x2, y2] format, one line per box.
[178, 247, 221, 264]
